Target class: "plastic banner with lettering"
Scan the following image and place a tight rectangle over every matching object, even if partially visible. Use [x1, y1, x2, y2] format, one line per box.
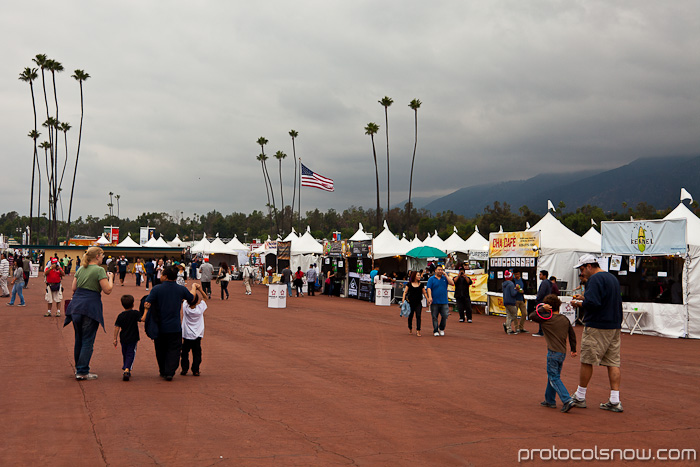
[601, 219, 687, 256]
[489, 231, 540, 258]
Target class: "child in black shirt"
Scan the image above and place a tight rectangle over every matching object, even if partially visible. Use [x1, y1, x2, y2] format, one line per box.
[113, 295, 143, 381]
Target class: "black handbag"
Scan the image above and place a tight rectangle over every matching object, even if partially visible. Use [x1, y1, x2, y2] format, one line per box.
[48, 282, 61, 292]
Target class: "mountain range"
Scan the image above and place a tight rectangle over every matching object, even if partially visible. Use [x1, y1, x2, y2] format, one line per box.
[418, 155, 700, 217]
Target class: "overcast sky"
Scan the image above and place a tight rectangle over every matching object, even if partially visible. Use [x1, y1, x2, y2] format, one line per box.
[1, 1, 699, 223]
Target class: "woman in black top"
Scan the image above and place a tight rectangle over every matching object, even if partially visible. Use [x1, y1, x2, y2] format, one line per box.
[402, 270, 428, 337]
[454, 268, 473, 322]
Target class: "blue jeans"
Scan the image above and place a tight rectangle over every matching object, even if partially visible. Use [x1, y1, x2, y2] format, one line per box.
[72, 314, 100, 375]
[430, 303, 449, 333]
[545, 350, 572, 404]
[286, 281, 292, 297]
[9, 281, 25, 305]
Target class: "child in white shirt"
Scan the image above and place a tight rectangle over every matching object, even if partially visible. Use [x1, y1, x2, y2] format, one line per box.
[180, 285, 207, 376]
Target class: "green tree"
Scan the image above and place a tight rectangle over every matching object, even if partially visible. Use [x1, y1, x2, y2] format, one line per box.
[407, 98, 422, 230]
[66, 69, 90, 242]
[364, 122, 381, 228]
[256, 152, 272, 225]
[378, 96, 393, 213]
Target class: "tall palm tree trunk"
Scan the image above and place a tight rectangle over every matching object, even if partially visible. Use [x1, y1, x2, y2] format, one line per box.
[384, 109, 390, 214]
[29, 81, 37, 244]
[371, 136, 381, 228]
[408, 106, 419, 230]
[66, 82, 84, 241]
[263, 160, 279, 235]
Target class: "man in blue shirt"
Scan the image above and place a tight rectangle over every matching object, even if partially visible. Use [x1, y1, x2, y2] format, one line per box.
[143, 265, 196, 381]
[369, 267, 379, 302]
[570, 254, 624, 413]
[145, 259, 155, 290]
[426, 265, 455, 336]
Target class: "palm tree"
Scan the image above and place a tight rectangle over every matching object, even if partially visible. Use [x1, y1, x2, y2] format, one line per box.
[256, 153, 272, 224]
[28, 130, 41, 242]
[257, 137, 279, 234]
[108, 192, 114, 218]
[58, 121, 71, 190]
[65, 69, 90, 241]
[364, 122, 381, 228]
[19, 67, 39, 243]
[407, 98, 422, 229]
[116, 194, 121, 218]
[273, 150, 287, 230]
[289, 130, 299, 229]
[378, 96, 393, 214]
[38, 140, 52, 237]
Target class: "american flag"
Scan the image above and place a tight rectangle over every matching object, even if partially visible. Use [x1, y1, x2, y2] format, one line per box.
[301, 163, 334, 192]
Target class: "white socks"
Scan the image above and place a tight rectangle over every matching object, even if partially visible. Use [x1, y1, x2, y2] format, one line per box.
[610, 390, 620, 404]
[576, 386, 587, 400]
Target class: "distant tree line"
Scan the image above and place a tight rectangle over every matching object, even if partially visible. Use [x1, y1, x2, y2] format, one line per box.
[1, 201, 694, 246]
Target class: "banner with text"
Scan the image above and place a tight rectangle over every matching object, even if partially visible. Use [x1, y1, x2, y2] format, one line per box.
[489, 231, 540, 258]
[601, 219, 687, 256]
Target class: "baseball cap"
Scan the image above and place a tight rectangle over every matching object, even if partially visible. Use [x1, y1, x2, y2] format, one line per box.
[573, 254, 597, 269]
[50, 257, 58, 263]
[503, 270, 513, 280]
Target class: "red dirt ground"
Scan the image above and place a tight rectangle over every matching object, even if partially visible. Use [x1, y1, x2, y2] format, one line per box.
[1, 275, 699, 466]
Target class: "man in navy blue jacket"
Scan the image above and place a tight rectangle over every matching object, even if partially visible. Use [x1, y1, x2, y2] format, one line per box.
[570, 254, 624, 413]
[532, 270, 552, 336]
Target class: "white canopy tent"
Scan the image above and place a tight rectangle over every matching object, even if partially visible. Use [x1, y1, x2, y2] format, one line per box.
[443, 227, 467, 254]
[463, 227, 489, 260]
[96, 234, 110, 245]
[190, 234, 210, 254]
[226, 235, 248, 252]
[582, 226, 602, 249]
[372, 221, 407, 259]
[168, 234, 188, 248]
[349, 223, 371, 241]
[116, 234, 141, 248]
[399, 234, 412, 252]
[423, 230, 446, 251]
[288, 227, 322, 272]
[409, 234, 423, 248]
[154, 236, 170, 248]
[528, 211, 600, 291]
[143, 236, 161, 248]
[663, 199, 700, 338]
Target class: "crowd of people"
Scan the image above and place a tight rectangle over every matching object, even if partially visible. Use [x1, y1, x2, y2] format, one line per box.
[6, 246, 625, 416]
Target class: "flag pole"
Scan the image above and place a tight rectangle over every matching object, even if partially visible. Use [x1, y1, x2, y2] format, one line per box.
[298, 157, 302, 229]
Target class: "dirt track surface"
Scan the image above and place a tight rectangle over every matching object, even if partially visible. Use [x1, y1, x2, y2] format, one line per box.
[1, 276, 699, 466]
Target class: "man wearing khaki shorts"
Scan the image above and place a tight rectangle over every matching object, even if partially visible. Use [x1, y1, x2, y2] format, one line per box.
[44, 257, 65, 317]
[570, 254, 624, 412]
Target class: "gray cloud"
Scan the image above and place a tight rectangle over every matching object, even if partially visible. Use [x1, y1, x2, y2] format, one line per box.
[2, 0, 699, 224]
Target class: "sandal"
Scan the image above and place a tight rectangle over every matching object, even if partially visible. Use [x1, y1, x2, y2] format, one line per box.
[416, 331, 421, 337]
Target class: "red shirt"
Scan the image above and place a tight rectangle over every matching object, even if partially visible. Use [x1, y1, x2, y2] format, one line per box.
[45, 267, 63, 284]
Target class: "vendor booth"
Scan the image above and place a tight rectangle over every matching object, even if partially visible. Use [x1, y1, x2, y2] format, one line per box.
[486, 230, 540, 316]
[601, 215, 691, 338]
[527, 211, 600, 294]
[322, 239, 346, 296]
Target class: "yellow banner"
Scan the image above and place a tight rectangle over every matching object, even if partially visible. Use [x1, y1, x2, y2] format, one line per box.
[446, 272, 488, 304]
[489, 231, 540, 258]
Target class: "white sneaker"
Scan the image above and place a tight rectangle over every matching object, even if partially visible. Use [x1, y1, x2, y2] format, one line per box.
[439, 330, 445, 336]
[433, 332, 439, 336]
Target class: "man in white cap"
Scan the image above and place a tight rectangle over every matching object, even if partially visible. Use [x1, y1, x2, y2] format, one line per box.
[570, 254, 624, 413]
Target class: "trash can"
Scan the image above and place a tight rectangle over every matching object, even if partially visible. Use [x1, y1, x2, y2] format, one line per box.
[375, 284, 392, 306]
[267, 284, 287, 308]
